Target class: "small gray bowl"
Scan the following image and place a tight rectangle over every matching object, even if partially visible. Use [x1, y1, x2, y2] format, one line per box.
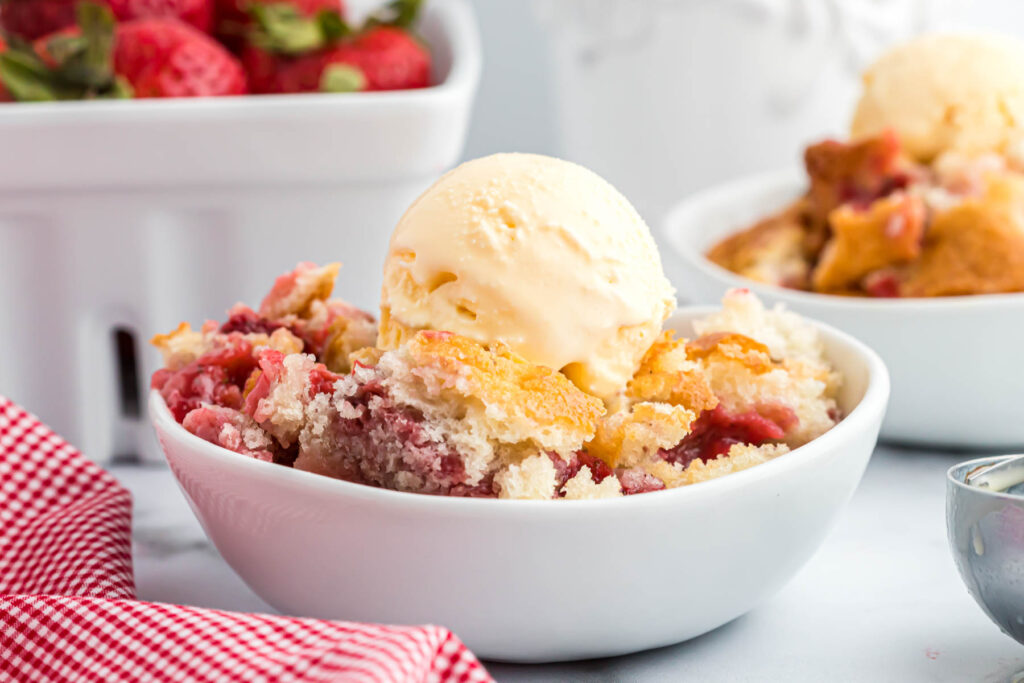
[947, 456, 1024, 645]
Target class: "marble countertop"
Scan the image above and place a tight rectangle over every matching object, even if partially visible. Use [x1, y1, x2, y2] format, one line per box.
[116, 445, 1024, 682]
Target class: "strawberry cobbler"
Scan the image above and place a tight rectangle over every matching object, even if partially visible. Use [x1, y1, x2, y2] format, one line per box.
[152, 262, 842, 500]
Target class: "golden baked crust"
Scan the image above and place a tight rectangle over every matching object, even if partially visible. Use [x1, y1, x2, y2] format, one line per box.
[686, 332, 775, 374]
[151, 322, 209, 370]
[626, 332, 718, 413]
[812, 193, 926, 293]
[588, 402, 695, 469]
[706, 200, 811, 288]
[320, 307, 378, 374]
[404, 330, 605, 441]
[903, 174, 1024, 296]
[259, 262, 341, 320]
[804, 131, 908, 255]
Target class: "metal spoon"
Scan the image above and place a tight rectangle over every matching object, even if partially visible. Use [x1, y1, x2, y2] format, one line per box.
[965, 454, 1024, 492]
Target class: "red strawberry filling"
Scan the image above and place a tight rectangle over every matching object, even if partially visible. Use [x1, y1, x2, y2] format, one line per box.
[220, 307, 284, 336]
[659, 403, 797, 469]
[152, 335, 258, 421]
[328, 379, 474, 495]
[182, 405, 276, 462]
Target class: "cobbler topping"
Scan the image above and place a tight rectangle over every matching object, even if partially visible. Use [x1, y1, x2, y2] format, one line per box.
[154, 263, 841, 500]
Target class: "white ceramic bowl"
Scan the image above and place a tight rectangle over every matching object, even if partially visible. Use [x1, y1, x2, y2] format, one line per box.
[663, 170, 1024, 449]
[150, 307, 888, 663]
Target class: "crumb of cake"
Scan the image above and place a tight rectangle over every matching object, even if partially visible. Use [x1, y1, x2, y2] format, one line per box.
[259, 262, 341, 320]
[680, 442, 791, 484]
[151, 321, 213, 371]
[588, 402, 695, 469]
[495, 454, 557, 500]
[562, 467, 623, 500]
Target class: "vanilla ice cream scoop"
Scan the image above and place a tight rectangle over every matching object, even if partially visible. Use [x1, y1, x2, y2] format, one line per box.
[379, 153, 677, 400]
[851, 33, 1024, 161]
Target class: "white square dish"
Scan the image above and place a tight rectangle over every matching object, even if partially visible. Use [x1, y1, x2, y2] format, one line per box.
[0, 0, 481, 464]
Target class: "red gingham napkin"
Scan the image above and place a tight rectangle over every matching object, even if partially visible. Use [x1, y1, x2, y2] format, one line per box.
[0, 396, 493, 682]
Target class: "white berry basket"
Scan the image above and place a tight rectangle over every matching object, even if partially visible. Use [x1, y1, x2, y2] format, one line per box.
[0, 0, 480, 464]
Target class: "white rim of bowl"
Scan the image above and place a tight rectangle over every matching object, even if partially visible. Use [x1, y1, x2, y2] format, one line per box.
[150, 308, 889, 513]
[662, 169, 1024, 312]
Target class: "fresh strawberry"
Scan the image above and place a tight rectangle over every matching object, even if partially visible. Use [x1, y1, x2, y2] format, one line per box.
[105, 0, 214, 33]
[241, 0, 429, 95]
[0, 0, 213, 39]
[0, 0, 79, 40]
[114, 19, 247, 96]
[0, 3, 245, 100]
[324, 25, 428, 91]
[215, 0, 344, 51]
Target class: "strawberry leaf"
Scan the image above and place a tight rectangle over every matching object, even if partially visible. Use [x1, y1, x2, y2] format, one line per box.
[249, 4, 350, 55]
[0, 50, 60, 102]
[0, 2, 131, 101]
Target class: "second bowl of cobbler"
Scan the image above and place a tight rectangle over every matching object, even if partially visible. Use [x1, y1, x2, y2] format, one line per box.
[663, 33, 1024, 448]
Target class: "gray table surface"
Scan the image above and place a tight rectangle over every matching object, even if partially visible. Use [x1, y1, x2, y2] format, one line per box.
[115, 445, 1024, 682]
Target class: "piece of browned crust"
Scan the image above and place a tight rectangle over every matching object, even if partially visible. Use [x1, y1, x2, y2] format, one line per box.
[404, 330, 605, 441]
[626, 331, 718, 414]
[320, 307, 379, 374]
[812, 192, 926, 293]
[588, 402, 695, 469]
[903, 175, 1024, 296]
[259, 262, 341, 320]
[685, 331, 776, 374]
[150, 322, 211, 370]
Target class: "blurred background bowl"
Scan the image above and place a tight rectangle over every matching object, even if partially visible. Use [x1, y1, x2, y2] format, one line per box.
[0, 0, 480, 466]
[947, 456, 1024, 646]
[151, 305, 888, 663]
[662, 171, 1024, 449]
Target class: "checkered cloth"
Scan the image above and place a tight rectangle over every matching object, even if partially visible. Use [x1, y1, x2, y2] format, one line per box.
[0, 396, 493, 682]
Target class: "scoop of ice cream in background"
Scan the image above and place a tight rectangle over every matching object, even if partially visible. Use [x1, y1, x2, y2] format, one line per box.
[378, 152, 677, 401]
[851, 33, 1024, 161]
